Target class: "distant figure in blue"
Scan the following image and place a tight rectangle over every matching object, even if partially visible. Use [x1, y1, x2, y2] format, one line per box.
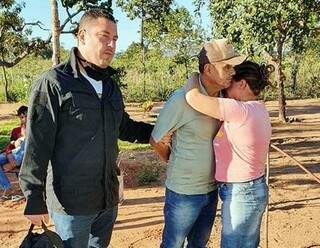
[0, 128, 26, 192]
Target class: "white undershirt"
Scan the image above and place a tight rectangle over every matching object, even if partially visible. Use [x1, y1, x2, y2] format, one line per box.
[81, 72, 103, 98]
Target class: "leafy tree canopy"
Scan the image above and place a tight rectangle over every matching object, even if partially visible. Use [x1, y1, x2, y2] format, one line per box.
[207, 0, 319, 57]
[0, 0, 47, 67]
[61, 0, 112, 11]
[116, 0, 173, 20]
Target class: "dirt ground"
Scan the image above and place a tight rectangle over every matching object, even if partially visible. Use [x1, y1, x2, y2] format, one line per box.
[0, 99, 320, 248]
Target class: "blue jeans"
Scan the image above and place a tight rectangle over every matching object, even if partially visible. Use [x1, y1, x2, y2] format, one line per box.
[0, 141, 24, 167]
[0, 166, 10, 190]
[0, 153, 10, 190]
[0, 152, 8, 166]
[50, 206, 118, 248]
[219, 176, 268, 248]
[161, 188, 218, 248]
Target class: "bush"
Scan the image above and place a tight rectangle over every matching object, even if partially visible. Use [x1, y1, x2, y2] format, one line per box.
[137, 162, 161, 186]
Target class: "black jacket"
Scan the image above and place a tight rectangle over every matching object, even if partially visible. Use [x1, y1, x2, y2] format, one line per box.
[19, 48, 153, 215]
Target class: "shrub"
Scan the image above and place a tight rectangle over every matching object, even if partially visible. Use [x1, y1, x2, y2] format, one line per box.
[137, 162, 161, 186]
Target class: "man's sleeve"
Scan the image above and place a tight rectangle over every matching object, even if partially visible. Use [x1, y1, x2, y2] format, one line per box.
[118, 111, 154, 144]
[151, 95, 184, 143]
[19, 77, 59, 215]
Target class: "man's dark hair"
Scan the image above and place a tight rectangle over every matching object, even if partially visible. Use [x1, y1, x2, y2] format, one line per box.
[17, 105, 28, 116]
[75, 9, 116, 36]
[198, 48, 210, 73]
[233, 61, 275, 96]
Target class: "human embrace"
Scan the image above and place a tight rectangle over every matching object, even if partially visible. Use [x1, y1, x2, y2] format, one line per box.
[151, 38, 273, 248]
[18, 6, 273, 247]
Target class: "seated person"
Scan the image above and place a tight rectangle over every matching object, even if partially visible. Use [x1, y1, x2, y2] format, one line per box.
[0, 135, 25, 191]
[3, 105, 28, 154]
[0, 107, 27, 194]
[0, 136, 26, 169]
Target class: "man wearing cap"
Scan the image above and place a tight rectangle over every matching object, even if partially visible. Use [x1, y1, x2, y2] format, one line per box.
[150, 38, 245, 248]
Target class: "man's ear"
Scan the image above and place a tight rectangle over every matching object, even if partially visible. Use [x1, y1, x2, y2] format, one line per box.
[78, 29, 86, 45]
[203, 63, 213, 74]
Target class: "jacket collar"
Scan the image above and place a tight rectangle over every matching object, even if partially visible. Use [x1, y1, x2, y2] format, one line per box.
[63, 47, 118, 79]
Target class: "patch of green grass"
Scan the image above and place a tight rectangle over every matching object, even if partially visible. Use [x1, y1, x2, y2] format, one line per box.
[0, 119, 19, 136]
[0, 135, 9, 150]
[0, 120, 18, 149]
[118, 140, 150, 151]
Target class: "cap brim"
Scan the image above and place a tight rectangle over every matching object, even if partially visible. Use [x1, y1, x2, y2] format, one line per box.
[224, 55, 247, 66]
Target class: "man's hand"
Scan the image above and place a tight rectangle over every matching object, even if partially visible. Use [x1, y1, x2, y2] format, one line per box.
[159, 132, 173, 147]
[25, 214, 49, 226]
[150, 136, 171, 163]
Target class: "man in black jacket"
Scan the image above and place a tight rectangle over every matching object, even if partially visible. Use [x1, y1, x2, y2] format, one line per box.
[19, 9, 153, 248]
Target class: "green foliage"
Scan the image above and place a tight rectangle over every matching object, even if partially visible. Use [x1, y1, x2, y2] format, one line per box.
[0, 135, 9, 150]
[1, 1, 319, 103]
[0, 0, 48, 68]
[208, 0, 319, 57]
[293, 41, 320, 98]
[0, 119, 19, 136]
[0, 119, 19, 149]
[145, 7, 206, 76]
[112, 6, 205, 101]
[118, 140, 150, 151]
[113, 43, 196, 101]
[137, 159, 161, 185]
[0, 49, 69, 102]
[206, 0, 319, 121]
[61, 0, 113, 12]
[116, 0, 173, 20]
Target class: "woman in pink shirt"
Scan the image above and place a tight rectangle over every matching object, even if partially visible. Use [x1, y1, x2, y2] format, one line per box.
[185, 61, 274, 248]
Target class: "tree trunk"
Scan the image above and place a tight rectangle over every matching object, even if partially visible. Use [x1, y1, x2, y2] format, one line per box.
[276, 41, 287, 122]
[264, 44, 287, 123]
[290, 55, 300, 95]
[1, 65, 9, 102]
[50, 0, 61, 67]
[141, 1, 146, 99]
[276, 63, 287, 122]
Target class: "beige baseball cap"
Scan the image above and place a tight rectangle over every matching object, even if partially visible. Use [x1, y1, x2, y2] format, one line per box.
[202, 38, 246, 66]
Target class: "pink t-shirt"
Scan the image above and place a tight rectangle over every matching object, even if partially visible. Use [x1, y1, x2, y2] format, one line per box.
[214, 98, 271, 182]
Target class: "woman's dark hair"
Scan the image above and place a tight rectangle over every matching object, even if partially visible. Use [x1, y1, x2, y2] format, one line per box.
[233, 61, 275, 96]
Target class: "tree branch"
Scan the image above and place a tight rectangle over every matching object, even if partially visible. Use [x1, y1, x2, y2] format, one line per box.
[13, 21, 50, 32]
[65, 6, 78, 26]
[61, 30, 76, 34]
[0, 40, 50, 68]
[46, 8, 82, 43]
[61, 8, 82, 31]
[0, 49, 30, 68]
